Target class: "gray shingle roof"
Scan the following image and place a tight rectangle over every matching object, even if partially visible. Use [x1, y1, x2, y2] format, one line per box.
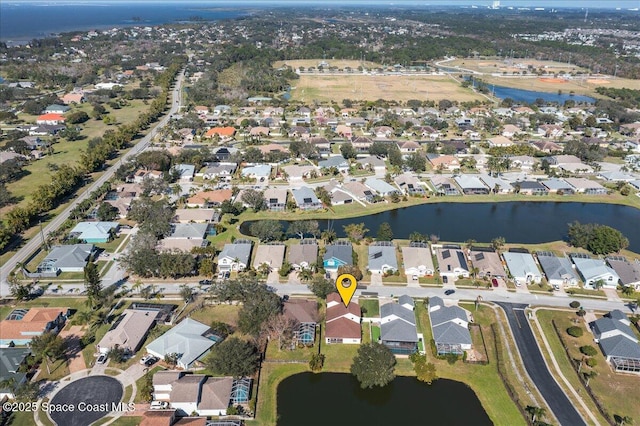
[428, 300, 472, 346]
[168, 223, 208, 239]
[380, 303, 417, 343]
[41, 244, 94, 270]
[537, 254, 579, 282]
[599, 335, 640, 360]
[219, 242, 252, 265]
[368, 245, 398, 272]
[324, 244, 352, 265]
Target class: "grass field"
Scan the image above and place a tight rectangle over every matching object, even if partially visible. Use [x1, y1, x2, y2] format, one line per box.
[274, 59, 383, 70]
[536, 309, 639, 423]
[291, 74, 484, 103]
[445, 58, 640, 96]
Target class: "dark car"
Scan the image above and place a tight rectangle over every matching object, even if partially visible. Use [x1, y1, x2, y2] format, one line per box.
[444, 289, 455, 296]
[144, 357, 158, 367]
[491, 278, 499, 287]
[199, 279, 212, 286]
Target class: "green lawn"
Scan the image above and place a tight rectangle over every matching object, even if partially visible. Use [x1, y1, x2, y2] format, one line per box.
[185, 302, 240, 327]
[108, 417, 144, 426]
[371, 325, 381, 342]
[0, 297, 87, 321]
[95, 234, 128, 253]
[359, 298, 379, 317]
[134, 366, 165, 403]
[536, 309, 639, 423]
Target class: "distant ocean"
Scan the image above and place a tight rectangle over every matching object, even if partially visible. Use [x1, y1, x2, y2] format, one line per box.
[0, 2, 251, 44]
[2, 1, 639, 45]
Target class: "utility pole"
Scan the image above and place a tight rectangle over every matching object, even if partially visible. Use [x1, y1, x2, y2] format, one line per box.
[39, 221, 46, 249]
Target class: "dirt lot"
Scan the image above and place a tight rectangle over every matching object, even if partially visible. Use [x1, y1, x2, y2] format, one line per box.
[290, 74, 484, 103]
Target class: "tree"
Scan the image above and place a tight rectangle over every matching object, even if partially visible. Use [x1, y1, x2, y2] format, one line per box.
[369, 141, 390, 157]
[139, 373, 153, 402]
[580, 345, 598, 356]
[238, 288, 282, 335]
[567, 326, 584, 337]
[337, 265, 363, 281]
[30, 332, 65, 374]
[409, 232, 426, 243]
[340, 142, 357, 159]
[376, 222, 394, 241]
[405, 153, 427, 172]
[287, 220, 320, 239]
[309, 353, 325, 372]
[583, 370, 598, 386]
[387, 144, 403, 168]
[180, 285, 194, 303]
[109, 344, 127, 363]
[96, 202, 118, 221]
[164, 353, 179, 368]
[491, 236, 505, 252]
[128, 197, 174, 238]
[410, 353, 437, 384]
[13, 381, 40, 402]
[308, 276, 335, 299]
[206, 337, 260, 377]
[250, 220, 283, 242]
[261, 314, 298, 351]
[525, 406, 547, 423]
[351, 343, 396, 389]
[567, 222, 629, 255]
[343, 223, 368, 243]
[241, 189, 267, 212]
[321, 229, 337, 244]
[84, 262, 103, 309]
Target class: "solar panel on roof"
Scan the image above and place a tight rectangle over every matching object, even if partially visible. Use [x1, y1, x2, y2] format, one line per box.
[442, 250, 451, 259]
[372, 252, 383, 259]
[475, 253, 485, 261]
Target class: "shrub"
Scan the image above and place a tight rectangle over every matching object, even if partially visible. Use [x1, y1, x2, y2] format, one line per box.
[585, 358, 598, 367]
[567, 326, 584, 338]
[580, 345, 598, 356]
[569, 301, 581, 309]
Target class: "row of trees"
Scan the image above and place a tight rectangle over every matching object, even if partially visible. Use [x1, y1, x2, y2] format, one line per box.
[567, 222, 629, 255]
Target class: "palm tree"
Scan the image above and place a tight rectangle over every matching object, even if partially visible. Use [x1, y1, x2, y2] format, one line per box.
[470, 266, 480, 285]
[321, 229, 337, 244]
[583, 370, 598, 386]
[525, 406, 547, 423]
[299, 269, 314, 282]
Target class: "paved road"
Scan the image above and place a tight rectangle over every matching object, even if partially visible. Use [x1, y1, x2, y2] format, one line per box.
[0, 70, 186, 296]
[496, 302, 586, 426]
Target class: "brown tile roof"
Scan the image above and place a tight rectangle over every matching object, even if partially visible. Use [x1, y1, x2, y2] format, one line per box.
[173, 418, 207, 426]
[325, 293, 361, 339]
[205, 127, 236, 138]
[170, 375, 206, 403]
[187, 189, 233, 206]
[283, 299, 318, 324]
[140, 410, 175, 426]
[198, 377, 233, 411]
[0, 308, 67, 340]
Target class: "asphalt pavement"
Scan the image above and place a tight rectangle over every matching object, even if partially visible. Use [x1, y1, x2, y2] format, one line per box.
[496, 302, 586, 426]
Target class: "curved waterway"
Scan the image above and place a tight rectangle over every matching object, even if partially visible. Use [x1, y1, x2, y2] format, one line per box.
[240, 202, 640, 252]
[276, 372, 492, 426]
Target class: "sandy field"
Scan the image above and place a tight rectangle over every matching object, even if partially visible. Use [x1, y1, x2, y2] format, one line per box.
[289, 74, 484, 103]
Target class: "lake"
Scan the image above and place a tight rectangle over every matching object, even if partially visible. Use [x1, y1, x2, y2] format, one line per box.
[277, 372, 492, 426]
[240, 202, 640, 252]
[489, 84, 596, 104]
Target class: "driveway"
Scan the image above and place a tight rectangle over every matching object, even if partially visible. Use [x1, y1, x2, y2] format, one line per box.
[369, 273, 383, 287]
[496, 302, 586, 426]
[58, 326, 86, 373]
[603, 288, 622, 302]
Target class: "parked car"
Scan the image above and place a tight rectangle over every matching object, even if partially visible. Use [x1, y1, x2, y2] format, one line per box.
[140, 354, 156, 365]
[444, 289, 455, 296]
[144, 357, 158, 367]
[199, 279, 212, 286]
[491, 278, 499, 287]
[150, 401, 169, 409]
[96, 354, 108, 365]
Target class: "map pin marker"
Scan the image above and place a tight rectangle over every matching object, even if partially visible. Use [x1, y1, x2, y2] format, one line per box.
[336, 273, 357, 307]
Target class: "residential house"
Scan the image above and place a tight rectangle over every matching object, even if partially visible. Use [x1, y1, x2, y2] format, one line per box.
[397, 141, 420, 154]
[173, 164, 195, 182]
[263, 188, 288, 211]
[323, 242, 353, 271]
[342, 181, 375, 203]
[146, 318, 216, 369]
[36, 244, 95, 275]
[502, 124, 523, 138]
[204, 127, 236, 140]
[318, 156, 349, 173]
[159, 223, 209, 252]
[380, 296, 418, 355]
[532, 140, 562, 153]
[61, 93, 85, 104]
[0, 308, 69, 347]
[283, 299, 318, 346]
[69, 221, 119, 243]
[186, 189, 233, 208]
[367, 243, 398, 275]
[487, 135, 514, 147]
[325, 293, 361, 344]
[563, 177, 607, 195]
[571, 256, 620, 289]
[427, 154, 460, 171]
[36, 113, 66, 125]
[253, 244, 286, 271]
[401, 244, 434, 277]
[282, 164, 315, 181]
[454, 175, 489, 195]
[541, 178, 575, 194]
[97, 309, 158, 355]
[598, 171, 637, 182]
[43, 104, 70, 114]
[0, 348, 31, 399]
[394, 173, 426, 195]
[200, 163, 237, 180]
[503, 251, 542, 285]
[217, 240, 252, 272]
[435, 247, 469, 281]
[291, 187, 323, 210]
[590, 310, 640, 373]
[479, 174, 512, 194]
[509, 156, 538, 171]
[152, 372, 235, 416]
[606, 256, 640, 290]
[513, 181, 548, 195]
[133, 169, 163, 184]
[429, 176, 460, 196]
[364, 178, 399, 197]
[355, 155, 385, 172]
[539, 124, 564, 138]
[536, 252, 580, 288]
[258, 143, 287, 155]
[287, 241, 318, 271]
[469, 248, 507, 278]
[324, 182, 355, 205]
[428, 296, 472, 355]
[241, 164, 271, 182]
[173, 209, 219, 224]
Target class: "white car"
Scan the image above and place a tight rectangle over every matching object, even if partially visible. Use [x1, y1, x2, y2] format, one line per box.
[150, 401, 169, 409]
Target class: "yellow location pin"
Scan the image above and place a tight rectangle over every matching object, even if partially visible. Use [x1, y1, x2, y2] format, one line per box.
[336, 273, 357, 307]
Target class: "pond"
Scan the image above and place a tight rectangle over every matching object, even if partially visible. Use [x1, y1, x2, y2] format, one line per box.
[240, 202, 640, 252]
[276, 372, 492, 426]
[489, 83, 596, 104]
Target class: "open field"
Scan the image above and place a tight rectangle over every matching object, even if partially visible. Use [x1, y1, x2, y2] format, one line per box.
[445, 58, 640, 95]
[290, 74, 484, 103]
[274, 59, 383, 70]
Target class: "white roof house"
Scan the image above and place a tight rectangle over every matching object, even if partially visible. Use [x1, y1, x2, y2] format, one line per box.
[503, 252, 542, 285]
[401, 246, 434, 277]
[571, 256, 620, 289]
[97, 309, 158, 355]
[146, 318, 215, 369]
[364, 178, 399, 197]
[367, 244, 398, 275]
[218, 241, 252, 272]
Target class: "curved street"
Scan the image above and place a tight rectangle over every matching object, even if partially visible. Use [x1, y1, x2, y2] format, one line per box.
[496, 302, 586, 426]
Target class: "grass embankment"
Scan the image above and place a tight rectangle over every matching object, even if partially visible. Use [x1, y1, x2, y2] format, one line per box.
[536, 309, 640, 423]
